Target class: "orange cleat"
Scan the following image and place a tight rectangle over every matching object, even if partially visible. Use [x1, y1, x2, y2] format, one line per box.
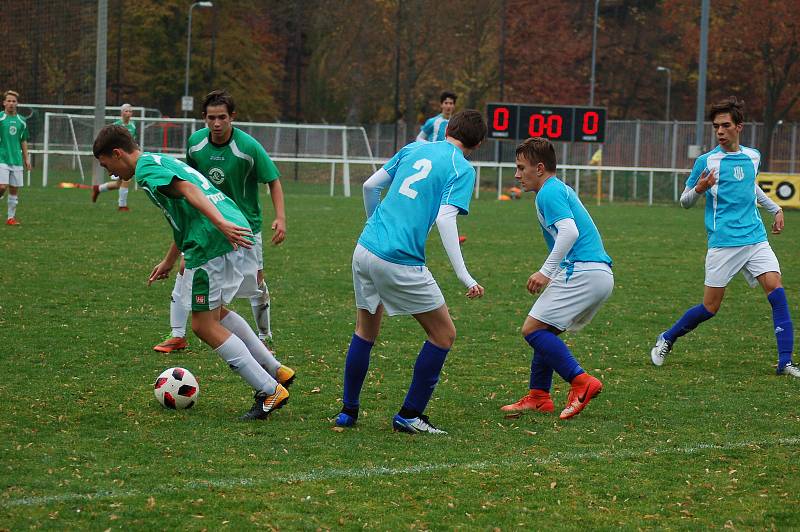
[275, 365, 296, 387]
[5, 217, 20, 226]
[91, 185, 100, 203]
[501, 390, 554, 416]
[559, 373, 603, 420]
[118, 206, 130, 212]
[153, 336, 188, 353]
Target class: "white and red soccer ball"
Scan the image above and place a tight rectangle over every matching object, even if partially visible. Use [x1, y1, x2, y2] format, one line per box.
[153, 367, 199, 410]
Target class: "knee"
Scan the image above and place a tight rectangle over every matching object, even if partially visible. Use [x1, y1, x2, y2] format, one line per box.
[431, 325, 456, 350]
[703, 301, 721, 314]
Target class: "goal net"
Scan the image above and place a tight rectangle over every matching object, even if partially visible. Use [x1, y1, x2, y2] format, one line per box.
[39, 113, 377, 196]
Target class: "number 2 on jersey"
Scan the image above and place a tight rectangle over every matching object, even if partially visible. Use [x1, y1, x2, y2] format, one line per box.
[399, 158, 432, 199]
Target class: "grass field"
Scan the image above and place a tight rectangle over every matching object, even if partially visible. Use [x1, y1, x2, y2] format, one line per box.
[1, 185, 799, 529]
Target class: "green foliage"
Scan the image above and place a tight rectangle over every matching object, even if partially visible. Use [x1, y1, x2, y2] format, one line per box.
[2, 187, 800, 527]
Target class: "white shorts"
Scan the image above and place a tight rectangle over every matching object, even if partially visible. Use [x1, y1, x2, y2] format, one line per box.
[705, 241, 780, 288]
[0, 164, 24, 187]
[530, 264, 614, 332]
[247, 231, 264, 271]
[352, 244, 445, 316]
[182, 248, 261, 311]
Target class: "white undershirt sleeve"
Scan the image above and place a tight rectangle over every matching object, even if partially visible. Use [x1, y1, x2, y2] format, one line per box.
[435, 204, 477, 288]
[680, 186, 702, 209]
[362, 168, 392, 218]
[416, 131, 428, 142]
[539, 218, 579, 279]
[755, 184, 782, 214]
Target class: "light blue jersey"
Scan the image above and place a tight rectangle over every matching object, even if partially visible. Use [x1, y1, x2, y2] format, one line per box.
[686, 145, 765, 248]
[358, 141, 475, 266]
[420, 114, 449, 142]
[535, 177, 612, 268]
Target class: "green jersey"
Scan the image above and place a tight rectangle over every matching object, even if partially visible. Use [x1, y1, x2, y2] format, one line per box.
[113, 118, 137, 139]
[186, 127, 280, 232]
[135, 152, 251, 268]
[0, 112, 28, 167]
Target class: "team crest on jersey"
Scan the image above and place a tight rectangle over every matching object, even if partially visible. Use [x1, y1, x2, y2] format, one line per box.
[195, 294, 206, 305]
[208, 167, 225, 185]
[8, 126, 16, 135]
[733, 166, 745, 181]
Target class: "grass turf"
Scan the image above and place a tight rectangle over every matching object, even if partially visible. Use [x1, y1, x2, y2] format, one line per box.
[1, 185, 799, 529]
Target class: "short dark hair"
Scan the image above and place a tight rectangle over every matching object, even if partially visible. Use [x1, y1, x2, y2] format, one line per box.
[440, 91, 457, 103]
[708, 96, 745, 124]
[93, 124, 138, 157]
[516, 137, 557, 172]
[445, 109, 486, 149]
[203, 89, 236, 114]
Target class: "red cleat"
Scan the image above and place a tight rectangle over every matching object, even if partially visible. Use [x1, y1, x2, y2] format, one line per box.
[5, 217, 20, 226]
[500, 390, 554, 416]
[153, 337, 188, 353]
[91, 185, 100, 203]
[559, 373, 603, 420]
[118, 206, 130, 212]
[458, 235, 467, 244]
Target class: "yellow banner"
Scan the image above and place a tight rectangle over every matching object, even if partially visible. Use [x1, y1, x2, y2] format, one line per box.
[758, 173, 800, 209]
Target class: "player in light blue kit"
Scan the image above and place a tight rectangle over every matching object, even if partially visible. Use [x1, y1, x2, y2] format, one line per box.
[650, 97, 799, 378]
[501, 137, 612, 420]
[335, 110, 487, 434]
[416, 91, 456, 143]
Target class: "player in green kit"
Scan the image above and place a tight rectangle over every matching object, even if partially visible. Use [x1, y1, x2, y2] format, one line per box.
[93, 125, 289, 420]
[92, 104, 137, 211]
[0, 90, 31, 226]
[152, 91, 291, 386]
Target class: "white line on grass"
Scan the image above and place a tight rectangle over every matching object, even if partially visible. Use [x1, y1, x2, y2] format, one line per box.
[4, 436, 799, 508]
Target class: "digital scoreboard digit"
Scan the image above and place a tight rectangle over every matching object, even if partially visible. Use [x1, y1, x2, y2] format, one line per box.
[487, 103, 518, 140]
[486, 103, 606, 143]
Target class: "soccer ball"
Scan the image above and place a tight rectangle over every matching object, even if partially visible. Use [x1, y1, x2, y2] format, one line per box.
[153, 367, 200, 410]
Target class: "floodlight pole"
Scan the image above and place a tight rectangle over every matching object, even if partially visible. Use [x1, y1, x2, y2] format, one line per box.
[694, 0, 710, 151]
[183, 1, 213, 144]
[589, 0, 599, 106]
[657, 66, 671, 121]
[92, 0, 108, 185]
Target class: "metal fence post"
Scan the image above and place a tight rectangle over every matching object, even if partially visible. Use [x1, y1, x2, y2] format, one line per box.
[609, 169, 615, 202]
[648, 170, 654, 205]
[791, 123, 797, 174]
[633, 120, 641, 199]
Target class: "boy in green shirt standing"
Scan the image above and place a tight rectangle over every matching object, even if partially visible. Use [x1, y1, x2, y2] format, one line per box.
[153, 91, 288, 387]
[91, 103, 137, 211]
[0, 90, 31, 225]
[93, 124, 289, 420]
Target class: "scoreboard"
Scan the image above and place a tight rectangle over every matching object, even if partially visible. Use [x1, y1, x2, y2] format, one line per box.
[486, 103, 606, 143]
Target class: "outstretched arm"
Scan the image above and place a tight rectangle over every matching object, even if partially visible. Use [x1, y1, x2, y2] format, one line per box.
[149, 242, 181, 286]
[435, 204, 483, 298]
[170, 179, 253, 249]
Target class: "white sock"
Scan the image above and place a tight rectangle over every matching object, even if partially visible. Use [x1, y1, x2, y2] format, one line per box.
[214, 334, 277, 394]
[7, 194, 17, 219]
[118, 187, 129, 207]
[99, 183, 111, 193]
[250, 281, 272, 341]
[170, 273, 190, 338]
[221, 311, 281, 375]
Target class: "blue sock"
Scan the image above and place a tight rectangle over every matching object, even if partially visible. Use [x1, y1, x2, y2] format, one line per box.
[529, 349, 553, 391]
[663, 303, 715, 344]
[401, 341, 449, 416]
[342, 334, 374, 410]
[768, 288, 794, 369]
[525, 331, 583, 382]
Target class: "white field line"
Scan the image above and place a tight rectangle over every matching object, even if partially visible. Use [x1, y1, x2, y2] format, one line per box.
[3, 436, 799, 508]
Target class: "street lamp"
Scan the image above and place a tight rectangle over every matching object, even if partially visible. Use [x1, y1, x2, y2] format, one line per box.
[656, 66, 671, 122]
[183, 1, 213, 115]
